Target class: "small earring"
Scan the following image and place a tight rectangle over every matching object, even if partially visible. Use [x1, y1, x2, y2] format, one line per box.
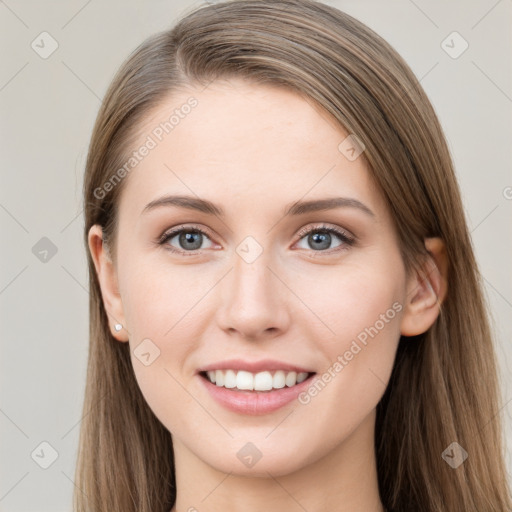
[114, 323, 123, 332]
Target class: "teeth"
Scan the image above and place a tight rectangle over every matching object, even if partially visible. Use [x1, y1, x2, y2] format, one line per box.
[224, 369, 237, 388]
[204, 369, 311, 391]
[273, 370, 286, 389]
[237, 370, 254, 390]
[285, 371, 297, 387]
[254, 371, 273, 391]
[296, 372, 308, 383]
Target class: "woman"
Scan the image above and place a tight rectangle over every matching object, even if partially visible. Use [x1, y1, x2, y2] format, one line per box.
[75, 0, 512, 510]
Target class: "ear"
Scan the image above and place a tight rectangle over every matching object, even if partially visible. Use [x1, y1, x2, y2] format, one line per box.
[400, 237, 448, 337]
[88, 224, 129, 342]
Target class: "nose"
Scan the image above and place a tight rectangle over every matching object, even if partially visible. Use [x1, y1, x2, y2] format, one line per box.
[216, 249, 291, 341]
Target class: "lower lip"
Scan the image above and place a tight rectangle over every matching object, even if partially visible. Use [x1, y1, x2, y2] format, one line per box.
[198, 373, 315, 415]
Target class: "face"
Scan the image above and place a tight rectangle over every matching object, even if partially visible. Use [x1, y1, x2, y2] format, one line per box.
[93, 79, 413, 476]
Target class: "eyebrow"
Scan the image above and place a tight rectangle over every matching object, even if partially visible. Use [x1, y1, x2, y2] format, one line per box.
[141, 194, 375, 218]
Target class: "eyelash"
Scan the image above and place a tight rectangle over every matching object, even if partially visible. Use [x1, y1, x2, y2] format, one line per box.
[157, 223, 355, 257]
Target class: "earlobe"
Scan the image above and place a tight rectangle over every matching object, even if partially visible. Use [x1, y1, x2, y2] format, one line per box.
[87, 225, 129, 342]
[400, 237, 449, 337]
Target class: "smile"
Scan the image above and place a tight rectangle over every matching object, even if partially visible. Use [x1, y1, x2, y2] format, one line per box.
[197, 360, 317, 415]
[202, 369, 311, 392]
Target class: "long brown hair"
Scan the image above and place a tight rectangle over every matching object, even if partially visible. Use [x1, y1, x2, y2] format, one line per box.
[76, 1, 512, 510]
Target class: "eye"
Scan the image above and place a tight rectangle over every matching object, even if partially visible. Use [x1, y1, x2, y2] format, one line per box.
[294, 224, 355, 253]
[157, 223, 355, 256]
[158, 224, 216, 255]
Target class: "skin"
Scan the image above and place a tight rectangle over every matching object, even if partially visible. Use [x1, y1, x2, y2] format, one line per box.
[89, 79, 448, 512]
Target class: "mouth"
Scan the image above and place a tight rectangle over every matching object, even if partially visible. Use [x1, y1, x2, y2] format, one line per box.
[199, 369, 316, 392]
[196, 359, 317, 414]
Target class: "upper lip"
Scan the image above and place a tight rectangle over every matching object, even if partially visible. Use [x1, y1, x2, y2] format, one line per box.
[197, 359, 315, 374]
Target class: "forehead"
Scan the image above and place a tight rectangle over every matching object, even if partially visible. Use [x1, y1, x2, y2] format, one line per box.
[117, 79, 386, 221]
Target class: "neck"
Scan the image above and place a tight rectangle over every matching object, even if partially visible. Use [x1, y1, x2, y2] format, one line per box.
[170, 409, 385, 512]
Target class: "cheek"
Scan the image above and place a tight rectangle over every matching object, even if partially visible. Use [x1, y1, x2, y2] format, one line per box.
[120, 254, 207, 341]
[293, 259, 404, 413]
[293, 256, 404, 348]
[118, 258, 212, 425]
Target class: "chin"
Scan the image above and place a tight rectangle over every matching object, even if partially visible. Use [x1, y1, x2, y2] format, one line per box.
[194, 436, 321, 478]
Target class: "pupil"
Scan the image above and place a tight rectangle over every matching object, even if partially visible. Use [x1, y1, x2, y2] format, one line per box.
[310, 231, 330, 250]
[180, 231, 202, 250]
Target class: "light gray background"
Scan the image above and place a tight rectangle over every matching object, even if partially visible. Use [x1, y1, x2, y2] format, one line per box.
[1, 0, 511, 510]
